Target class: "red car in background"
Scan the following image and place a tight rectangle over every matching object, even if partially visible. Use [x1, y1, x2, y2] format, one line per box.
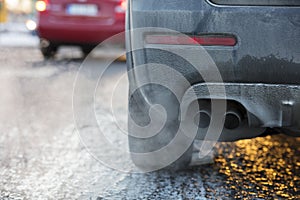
[35, 0, 126, 58]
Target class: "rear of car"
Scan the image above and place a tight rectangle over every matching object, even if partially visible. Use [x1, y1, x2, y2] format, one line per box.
[36, 0, 126, 58]
[126, 0, 300, 171]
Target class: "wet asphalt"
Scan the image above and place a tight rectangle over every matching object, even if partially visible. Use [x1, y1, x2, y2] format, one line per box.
[0, 47, 299, 199]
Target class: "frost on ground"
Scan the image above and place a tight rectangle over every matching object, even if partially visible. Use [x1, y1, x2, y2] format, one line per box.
[0, 47, 298, 200]
[0, 48, 217, 199]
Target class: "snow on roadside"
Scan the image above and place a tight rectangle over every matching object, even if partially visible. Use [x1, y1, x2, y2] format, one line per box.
[0, 32, 38, 47]
[0, 21, 38, 47]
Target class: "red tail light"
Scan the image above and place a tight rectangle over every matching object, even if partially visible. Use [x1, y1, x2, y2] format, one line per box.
[145, 34, 237, 46]
[35, 0, 49, 12]
[115, 0, 127, 13]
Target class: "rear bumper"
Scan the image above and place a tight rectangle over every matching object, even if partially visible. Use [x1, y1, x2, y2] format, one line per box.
[37, 18, 125, 44]
[183, 83, 300, 130]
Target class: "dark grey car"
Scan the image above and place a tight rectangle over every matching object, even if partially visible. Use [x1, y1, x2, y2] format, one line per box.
[126, 0, 300, 171]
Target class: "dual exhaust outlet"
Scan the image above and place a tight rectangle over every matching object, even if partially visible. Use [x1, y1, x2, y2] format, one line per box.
[194, 107, 243, 130]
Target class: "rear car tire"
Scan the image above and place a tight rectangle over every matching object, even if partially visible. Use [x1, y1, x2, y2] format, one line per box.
[40, 41, 58, 59]
[128, 85, 193, 172]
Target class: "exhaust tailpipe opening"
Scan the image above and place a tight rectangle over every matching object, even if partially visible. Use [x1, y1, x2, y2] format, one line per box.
[194, 110, 211, 129]
[224, 108, 243, 130]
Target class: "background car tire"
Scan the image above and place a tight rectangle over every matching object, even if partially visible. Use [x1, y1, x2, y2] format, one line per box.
[40, 43, 57, 59]
[81, 46, 94, 57]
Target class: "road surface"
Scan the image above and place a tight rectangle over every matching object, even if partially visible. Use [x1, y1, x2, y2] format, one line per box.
[0, 46, 299, 199]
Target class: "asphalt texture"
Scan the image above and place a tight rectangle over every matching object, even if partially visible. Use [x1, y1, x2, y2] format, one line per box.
[0, 47, 299, 199]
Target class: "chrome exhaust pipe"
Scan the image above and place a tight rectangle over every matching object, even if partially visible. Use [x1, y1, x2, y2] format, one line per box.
[194, 102, 244, 130]
[194, 109, 211, 129]
[224, 107, 243, 129]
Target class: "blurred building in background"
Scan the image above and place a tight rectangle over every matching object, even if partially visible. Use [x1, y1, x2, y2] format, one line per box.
[0, 0, 7, 23]
[6, 0, 34, 14]
[0, 0, 37, 34]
